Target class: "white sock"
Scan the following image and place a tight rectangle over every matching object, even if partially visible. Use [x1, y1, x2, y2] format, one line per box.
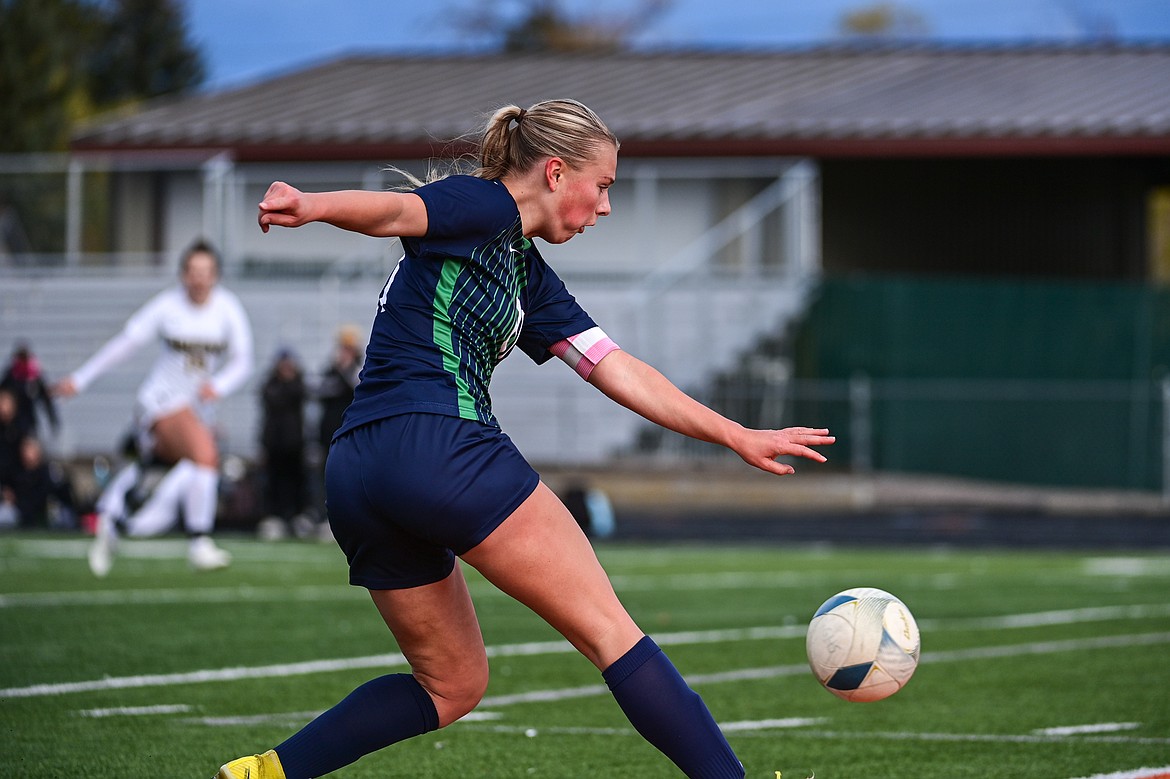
[95, 462, 142, 519]
[125, 460, 196, 537]
[183, 464, 220, 536]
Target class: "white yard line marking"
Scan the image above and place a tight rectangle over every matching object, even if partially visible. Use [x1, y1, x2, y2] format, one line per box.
[720, 718, 828, 731]
[5, 622, 1170, 700]
[193, 707, 509, 729]
[920, 631, 1170, 662]
[2, 653, 409, 698]
[1084, 557, 1170, 577]
[1065, 768, 1170, 779]
[1035, 723, 1141, 736]
[190, 710, 323, 728]
[471, 631, 1170, 710]
[0, 572, 809, 609]
[732, 729, 1170, 746]
[0, 585, 360, 608]
[6, 538, 333, 563]
[608, 570, 810, 591]
[478, 684, 609, 708]
[922, 603, 1170, 630]
[78, 704, 193, 718]
[461, 724, 634, 737]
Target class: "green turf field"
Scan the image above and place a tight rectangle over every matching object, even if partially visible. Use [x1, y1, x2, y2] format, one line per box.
[1, 533, 1168, 778]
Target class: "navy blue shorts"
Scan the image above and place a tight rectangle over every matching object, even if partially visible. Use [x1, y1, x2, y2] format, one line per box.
[325, 413, 540, 590]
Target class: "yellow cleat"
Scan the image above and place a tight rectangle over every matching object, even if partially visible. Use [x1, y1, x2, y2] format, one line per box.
[215, 749, 286, 779]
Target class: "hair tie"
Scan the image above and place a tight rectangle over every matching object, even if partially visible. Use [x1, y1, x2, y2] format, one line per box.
[515, 108, 527, 123]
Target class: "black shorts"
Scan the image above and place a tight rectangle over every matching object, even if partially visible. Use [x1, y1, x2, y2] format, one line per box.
[325, 413, 540, 590]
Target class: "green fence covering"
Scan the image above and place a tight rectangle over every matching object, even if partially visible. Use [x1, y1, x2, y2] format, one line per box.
[791, 275, 1170, 490]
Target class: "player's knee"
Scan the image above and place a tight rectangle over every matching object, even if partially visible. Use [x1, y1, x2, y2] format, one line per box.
[426, 657, 490, 727]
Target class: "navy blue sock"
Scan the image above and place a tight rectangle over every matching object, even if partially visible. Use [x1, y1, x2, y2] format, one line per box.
[274, 673, 439, 779]
[603, 636, 744, 779]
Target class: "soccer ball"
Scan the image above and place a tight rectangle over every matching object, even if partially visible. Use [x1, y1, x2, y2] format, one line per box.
[805, 587, 920, 702]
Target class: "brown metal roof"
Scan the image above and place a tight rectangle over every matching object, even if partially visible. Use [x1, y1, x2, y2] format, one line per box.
[71, 45, 1170, 160]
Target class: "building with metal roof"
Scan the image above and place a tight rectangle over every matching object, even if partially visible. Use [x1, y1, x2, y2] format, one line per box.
[73, 45, 1170, 159]
[64, 44, 1170, 281]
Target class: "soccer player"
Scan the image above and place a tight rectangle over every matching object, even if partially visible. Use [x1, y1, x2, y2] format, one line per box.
[217, 99, 833, 779]
[55, 239, 253, 575]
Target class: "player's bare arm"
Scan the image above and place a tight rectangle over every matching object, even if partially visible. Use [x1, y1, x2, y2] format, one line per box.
[587, 349, 833, 475]
[258, 181, 428, 238]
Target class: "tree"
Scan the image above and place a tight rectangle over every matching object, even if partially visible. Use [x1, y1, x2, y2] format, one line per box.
[0, 0, 95, 152]
[89, 0, 205, 107]
[449, 0, 671, 54]
[0, 0, 204, 153]
[838, 2, 929, 40]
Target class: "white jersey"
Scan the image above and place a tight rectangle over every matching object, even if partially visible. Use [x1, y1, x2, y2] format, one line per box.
[71, 285, 254, 423]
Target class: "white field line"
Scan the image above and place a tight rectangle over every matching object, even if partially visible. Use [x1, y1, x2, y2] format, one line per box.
[13, 626, 1165, 701]
[22, 611, 1161, 698]
[456, 718, 827, 738]
[1, 652, 410, 698]
[0, 584, 362, 608]
[721, 717, 827, 732]
[1035, 723, 1140, 736]
[922, 603, 1170, 630]
[78, 703, 193, 718]
[1083, 557, 1170, 577]
[730, 729, 1170, 746]
[2, 627, 800, 700]
[6, 538, 333, 563]
[1065, 768, 1170, 779]
[8, 570, 1170, 628]
[0, 570, 811, 609]
[191, 712, 1170, 749]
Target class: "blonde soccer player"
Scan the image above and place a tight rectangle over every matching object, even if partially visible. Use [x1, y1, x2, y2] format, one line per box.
[218, 99, 832, 779]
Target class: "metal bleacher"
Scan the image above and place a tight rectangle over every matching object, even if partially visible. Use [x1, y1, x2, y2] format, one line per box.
[3, 268, 815, 465]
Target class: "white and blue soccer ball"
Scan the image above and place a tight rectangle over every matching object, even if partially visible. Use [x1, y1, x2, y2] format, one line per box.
[805, 587, 920, 702]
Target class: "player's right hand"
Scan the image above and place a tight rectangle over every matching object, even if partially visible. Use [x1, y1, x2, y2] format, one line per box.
[258, 181, 310, 233]
[51, 377, 78, 398]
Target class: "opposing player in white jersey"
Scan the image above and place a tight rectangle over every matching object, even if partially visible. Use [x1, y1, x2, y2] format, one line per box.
[55, 240, 254, 575]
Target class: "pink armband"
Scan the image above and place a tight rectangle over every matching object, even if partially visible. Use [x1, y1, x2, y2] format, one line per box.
[549, 327, 620, 380]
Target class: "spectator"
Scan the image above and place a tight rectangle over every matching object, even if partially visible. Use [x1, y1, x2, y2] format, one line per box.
[0, 387, 21, 529]
[316, 325, 363, 450]
[310, 326, 363, 526]
[7, 436, 76, 529]
[2, 342, 59, 437]
[259, 348, 309, 532]
[0, 387, 28, 488]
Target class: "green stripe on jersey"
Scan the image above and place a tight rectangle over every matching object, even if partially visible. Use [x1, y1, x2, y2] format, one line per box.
[432, 258, 479, 420]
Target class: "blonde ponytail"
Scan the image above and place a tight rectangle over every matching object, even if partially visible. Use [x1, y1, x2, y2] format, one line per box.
[475, 99, 618, 181]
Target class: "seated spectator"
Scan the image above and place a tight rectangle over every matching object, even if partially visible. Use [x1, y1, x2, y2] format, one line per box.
[6, 436, 76, 529]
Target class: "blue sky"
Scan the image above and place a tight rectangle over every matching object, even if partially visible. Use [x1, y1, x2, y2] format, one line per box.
[183, 0, 1170, 91]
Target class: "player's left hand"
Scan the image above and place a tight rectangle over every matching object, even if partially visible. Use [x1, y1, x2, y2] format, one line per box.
[198, 383, 220, 402]
[734, 427, 834, 476]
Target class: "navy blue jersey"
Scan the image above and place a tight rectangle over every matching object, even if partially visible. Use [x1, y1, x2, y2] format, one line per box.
[337, 175, 596, 435]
